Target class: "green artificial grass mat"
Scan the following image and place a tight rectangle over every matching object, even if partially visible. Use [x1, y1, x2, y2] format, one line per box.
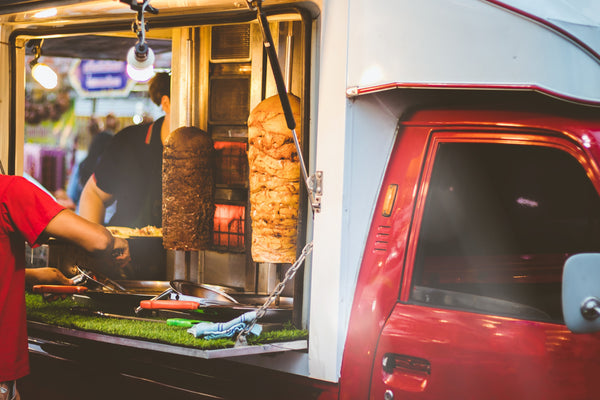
[26, 293, 307, 350]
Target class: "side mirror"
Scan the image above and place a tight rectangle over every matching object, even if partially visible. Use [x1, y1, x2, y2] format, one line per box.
[562, 253, 600, 333]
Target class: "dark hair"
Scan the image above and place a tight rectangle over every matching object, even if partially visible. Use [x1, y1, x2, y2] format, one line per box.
[105, 113, 118, 131]
[87, 117, 101, 136]
[148, 72, 171, 106]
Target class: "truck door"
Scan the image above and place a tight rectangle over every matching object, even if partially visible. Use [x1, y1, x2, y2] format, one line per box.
[370, 130, 600, 400]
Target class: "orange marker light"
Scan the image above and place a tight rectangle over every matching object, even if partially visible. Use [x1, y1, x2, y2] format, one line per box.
[382, 184, 398, 217]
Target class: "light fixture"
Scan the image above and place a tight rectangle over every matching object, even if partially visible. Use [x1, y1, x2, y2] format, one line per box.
[126, 43, 155, 82]
[29, 39, 58, 90]
[122, 0, 159, 82]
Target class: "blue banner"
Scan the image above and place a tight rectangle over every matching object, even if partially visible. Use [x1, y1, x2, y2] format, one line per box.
[69, 59, 135, 97]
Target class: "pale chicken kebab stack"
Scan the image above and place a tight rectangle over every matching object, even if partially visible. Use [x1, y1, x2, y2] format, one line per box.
[247, 94, 302, 264]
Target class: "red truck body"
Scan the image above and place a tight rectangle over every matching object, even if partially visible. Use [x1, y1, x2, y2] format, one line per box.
[340, 107, 600, 399]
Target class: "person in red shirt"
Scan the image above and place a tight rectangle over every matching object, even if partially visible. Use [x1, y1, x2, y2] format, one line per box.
[0, 175, 130, 400]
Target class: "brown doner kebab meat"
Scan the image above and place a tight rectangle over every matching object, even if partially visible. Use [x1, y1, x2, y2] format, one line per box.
[162, 126, 215, 250]
[248, 93, 302, 263]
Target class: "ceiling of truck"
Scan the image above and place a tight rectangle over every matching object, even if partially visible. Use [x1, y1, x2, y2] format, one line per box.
[26, 35, 172, 61]
[0, 0, 245, 16]
[2, 0, 311, 60]
[0, 0, 305, 22]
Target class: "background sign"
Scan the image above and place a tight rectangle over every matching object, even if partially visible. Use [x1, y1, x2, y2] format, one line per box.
[69, 59, 135, 97]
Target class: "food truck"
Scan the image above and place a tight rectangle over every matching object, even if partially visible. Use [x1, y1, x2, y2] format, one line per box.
[1, 0, 600, 398]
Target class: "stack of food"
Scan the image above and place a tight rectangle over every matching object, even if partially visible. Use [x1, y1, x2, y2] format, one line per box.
[162, 126, 215, 250]
[107, 226, 162, 238]
[247, 94, 302, 263]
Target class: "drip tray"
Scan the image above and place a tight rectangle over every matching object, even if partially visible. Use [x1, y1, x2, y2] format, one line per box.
[28, 321, 307, 360]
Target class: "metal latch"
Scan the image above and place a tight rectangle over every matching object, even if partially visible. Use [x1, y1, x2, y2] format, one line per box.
[307, 171, 323, 213]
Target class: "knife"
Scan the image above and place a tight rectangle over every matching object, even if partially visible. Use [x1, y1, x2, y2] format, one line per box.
[33, 285, 88, 294]
[71, 307, 203, 327]
[139, 299, 203, 310]
[166, 318, 204, 327]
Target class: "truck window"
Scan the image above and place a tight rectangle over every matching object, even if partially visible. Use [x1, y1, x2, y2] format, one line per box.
[410, 141, 600, 323]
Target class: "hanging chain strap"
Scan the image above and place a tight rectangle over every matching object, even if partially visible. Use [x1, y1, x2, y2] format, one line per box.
[235, 241, 314, 346]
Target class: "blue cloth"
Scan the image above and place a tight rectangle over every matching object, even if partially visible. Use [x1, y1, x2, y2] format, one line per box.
[187, 311, 262, 340]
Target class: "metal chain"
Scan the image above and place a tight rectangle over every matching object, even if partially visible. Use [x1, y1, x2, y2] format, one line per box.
[235, 241, 313, 345]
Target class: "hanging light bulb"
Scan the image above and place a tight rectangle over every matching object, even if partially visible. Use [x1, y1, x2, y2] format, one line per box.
[29, 39, 58, 90]
[126, 42, 155, 82]
[124, 0, 158, 82]
[31, 62, 58, 89]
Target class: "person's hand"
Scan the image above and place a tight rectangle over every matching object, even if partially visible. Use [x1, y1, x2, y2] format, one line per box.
[25, 267, 73, 286]
[111, 237, 131, 268]
[0, 381, 19, 400]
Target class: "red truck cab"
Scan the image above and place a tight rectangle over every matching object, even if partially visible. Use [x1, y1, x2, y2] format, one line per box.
[342, 105, 600, 400]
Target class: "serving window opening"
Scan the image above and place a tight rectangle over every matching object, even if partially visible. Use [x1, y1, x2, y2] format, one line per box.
[18, 11, 310, 330]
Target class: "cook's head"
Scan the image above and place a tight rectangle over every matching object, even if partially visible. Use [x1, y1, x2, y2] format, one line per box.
[149, 72, 171, 106]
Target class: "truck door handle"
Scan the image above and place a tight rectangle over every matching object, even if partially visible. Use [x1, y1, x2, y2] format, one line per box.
[382, 353, 431, 374]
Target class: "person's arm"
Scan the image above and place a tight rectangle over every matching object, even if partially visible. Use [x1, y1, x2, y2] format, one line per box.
[42, 209, 130, 265]
[79, 176, 114, 225]
[26, 267, 73, 286]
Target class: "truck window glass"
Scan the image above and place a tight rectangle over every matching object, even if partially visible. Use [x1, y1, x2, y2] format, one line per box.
[410, 142, 600, 323]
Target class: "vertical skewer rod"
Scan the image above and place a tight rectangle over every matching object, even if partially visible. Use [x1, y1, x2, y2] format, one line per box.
[284, 21, 293, 92]
[253, 2, 317, 210]
[184, 250, 191, 281]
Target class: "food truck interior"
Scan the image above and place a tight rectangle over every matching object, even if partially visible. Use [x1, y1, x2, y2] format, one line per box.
[14, 4, 313, 329]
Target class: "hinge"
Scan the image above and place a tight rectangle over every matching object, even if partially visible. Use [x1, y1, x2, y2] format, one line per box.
[307, 171, 323, 213]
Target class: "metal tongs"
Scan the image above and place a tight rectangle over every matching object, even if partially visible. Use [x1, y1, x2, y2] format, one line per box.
[32, 265, 127, 301]
[73, 265, 128, 292]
